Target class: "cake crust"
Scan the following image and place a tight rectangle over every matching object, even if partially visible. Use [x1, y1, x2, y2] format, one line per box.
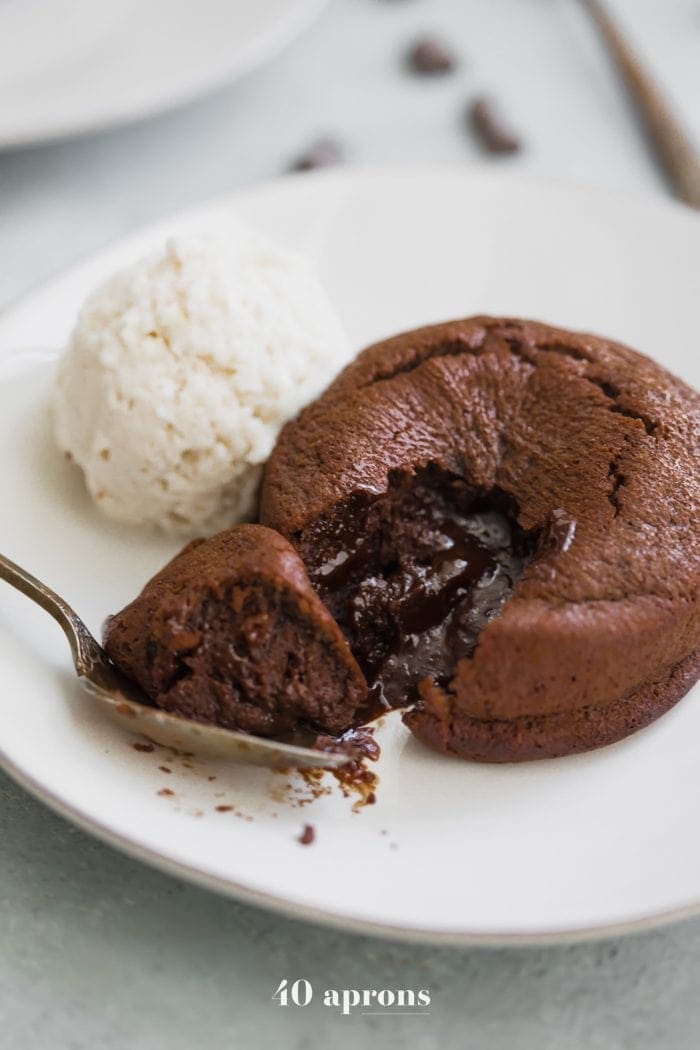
[407, 646, 700, 762]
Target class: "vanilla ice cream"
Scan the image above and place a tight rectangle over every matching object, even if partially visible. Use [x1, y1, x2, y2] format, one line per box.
[53, 228, 352, 534]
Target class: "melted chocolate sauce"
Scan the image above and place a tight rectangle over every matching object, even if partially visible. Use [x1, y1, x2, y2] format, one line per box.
[305, 469, 535, 711]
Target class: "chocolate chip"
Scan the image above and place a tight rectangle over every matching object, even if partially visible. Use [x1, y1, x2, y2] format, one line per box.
[407, 38, 456, 75]
[298, 823, 316, 846]
[290, 139, 343, 172]
[468, 96, 522, 155]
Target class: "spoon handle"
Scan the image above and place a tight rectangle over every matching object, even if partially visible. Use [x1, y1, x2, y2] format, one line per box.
[0, 552, 105, 678]
[581, 0, 700, 208]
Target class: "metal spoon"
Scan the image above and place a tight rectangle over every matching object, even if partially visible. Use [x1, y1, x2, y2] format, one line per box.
[0, 552, 348, 771]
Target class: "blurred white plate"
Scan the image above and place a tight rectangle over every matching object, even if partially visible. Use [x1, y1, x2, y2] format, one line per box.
[0, 0, 328, 149]
[0, 169, 699, 944]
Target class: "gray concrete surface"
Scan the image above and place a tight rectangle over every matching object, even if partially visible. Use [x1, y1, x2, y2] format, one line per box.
[3, 771, 700, 1049]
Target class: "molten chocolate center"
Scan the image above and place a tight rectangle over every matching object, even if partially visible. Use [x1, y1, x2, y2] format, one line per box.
[303, 468, 535, 710]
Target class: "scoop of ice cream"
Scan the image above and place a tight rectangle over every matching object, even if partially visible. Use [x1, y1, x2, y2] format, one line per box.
[53, 228, 352, 534]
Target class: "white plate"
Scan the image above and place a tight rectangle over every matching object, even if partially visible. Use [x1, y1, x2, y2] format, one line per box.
[1, 169, 699, 945]
[0, 0, 327, 150]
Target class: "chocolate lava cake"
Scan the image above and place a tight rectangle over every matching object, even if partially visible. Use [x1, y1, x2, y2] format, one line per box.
[103, 525, 366, 737]
[261, 316, 700, 761]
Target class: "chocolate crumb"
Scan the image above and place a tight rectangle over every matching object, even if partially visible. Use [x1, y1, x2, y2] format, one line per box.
[132, 741, 154, 753]
[115, 701, 137, 718]
[298, 823, 316, 846]
[157, 788, 174, 797]
[407, 37, 455, 75]
[315, 725, 380, 762]
[215, 805, 233, 813]
[207, 775, 216, 782]
[158, 766, 172, 774]
[291, 139, 343, 172]
[469, 96, 522, 155]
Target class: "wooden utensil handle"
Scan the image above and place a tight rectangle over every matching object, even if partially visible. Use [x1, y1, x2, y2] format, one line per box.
[582, 0, 700, 208]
